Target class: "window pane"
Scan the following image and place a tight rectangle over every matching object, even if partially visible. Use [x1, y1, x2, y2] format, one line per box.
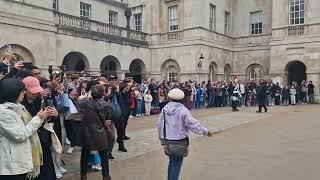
[300, 11, 304, 18]
[291, 19, 295, 25]
[300, 18, 304, 24]
[295, 18, 299, 24]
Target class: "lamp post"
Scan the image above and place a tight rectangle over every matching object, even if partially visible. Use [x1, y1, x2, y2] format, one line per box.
[197, 54, 204, 82]
[198, 53, 204, 68]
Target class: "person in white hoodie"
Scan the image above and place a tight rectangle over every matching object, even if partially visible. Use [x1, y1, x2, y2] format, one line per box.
[144, 90, 153, 116]
[290, 85, 297, 105]
[0, 78, 52, 180]
[239, 81, 246, 107]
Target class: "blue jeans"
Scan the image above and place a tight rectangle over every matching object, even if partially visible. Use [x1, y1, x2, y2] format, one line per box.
[136, 99, 143, 115]
[208, 95, 214, 107]
[168, 155, 184, 180]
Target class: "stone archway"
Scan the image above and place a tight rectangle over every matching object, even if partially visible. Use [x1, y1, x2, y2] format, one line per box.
[284, 60, 306, 85]
[62, 52, 89, 72]
[129, 59, 146, 84]
[0, 44, 35, 64]
[161, 59, 180, 82]
[208, 62, 218, 82]
[100, 55, 121, 76]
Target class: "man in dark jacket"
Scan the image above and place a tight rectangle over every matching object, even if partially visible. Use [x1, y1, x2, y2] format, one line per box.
[117, 73, 133, 152]
[256, 81, 268, 113]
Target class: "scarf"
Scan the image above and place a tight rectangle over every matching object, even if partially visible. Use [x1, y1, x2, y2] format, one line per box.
[20, 108, 43, 178]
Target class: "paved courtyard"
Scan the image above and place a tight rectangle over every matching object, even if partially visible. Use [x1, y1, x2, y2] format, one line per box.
[63, 105, 320, 180]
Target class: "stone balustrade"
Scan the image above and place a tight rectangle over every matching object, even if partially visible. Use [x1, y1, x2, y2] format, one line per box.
[54, 12, 148, 47]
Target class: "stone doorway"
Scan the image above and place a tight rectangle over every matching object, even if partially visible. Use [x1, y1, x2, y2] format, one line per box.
[129, 59, 146, 84]
[284, 60, 307, 85]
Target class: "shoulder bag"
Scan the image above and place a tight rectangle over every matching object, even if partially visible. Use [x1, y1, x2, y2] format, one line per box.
[163, 112, 189, 157]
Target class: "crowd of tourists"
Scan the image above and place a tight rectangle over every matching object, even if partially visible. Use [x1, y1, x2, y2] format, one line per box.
[0, 53, 317, 180]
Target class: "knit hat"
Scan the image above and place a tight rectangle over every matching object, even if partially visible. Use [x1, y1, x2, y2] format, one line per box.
[168, 88, 185, 101]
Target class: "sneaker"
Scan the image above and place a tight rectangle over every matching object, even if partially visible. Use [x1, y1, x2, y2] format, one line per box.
[59, 167, 67, 174]
[65, 138, 71, 145]
[92, 164, 102, 171]
[55, 170, 63, 179]
[67, 147, 74, 154]
[108, 153, 115, 160]
[129, 115, 134, 118]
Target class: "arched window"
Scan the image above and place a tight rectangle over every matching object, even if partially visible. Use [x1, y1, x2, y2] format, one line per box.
[167, 65, 178, 82]
[224, 65, 231, 81]
[247, 65, 263, 81]
[208, 64, 216, 82]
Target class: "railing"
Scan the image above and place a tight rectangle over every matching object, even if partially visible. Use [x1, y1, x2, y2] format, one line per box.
[160, 31, 183, 41]
[288, 25, 304, 36]
[54, 12, 148, 46]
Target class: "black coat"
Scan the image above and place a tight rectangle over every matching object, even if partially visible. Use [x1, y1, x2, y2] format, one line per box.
[80, 99, 115, 151]
[256, 84, 268, 101]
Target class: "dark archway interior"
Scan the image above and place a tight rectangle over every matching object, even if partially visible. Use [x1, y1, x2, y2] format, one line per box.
[286, 61, 307, 85]
[129, 59, 145, 84]
[63, 52, 87, 72]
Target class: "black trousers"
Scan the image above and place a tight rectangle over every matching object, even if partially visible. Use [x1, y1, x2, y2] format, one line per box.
[114, 119, 124, 145]
[0, 174, 27, 180]
[34, 142, 56, 180]
[81, 147, 110, 177]
[231, 100, 238, 110]
[258, 100, 268, 112]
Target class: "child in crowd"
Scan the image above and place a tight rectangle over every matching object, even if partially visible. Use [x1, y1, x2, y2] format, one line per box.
[290, 85, 296, 105]
[130, 87, 136, 118]
[144, 90, 153, 116]
[135, 88, 143, 117]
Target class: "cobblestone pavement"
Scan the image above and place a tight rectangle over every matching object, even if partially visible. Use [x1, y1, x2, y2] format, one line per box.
[62, 105, 320, 180]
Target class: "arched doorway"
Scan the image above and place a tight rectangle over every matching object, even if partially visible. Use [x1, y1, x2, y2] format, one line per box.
[100, 56, 121, 76]
[247, 64, 264, 81]
[161, 59, 180, 82]
[224, 64, 231, 81]
[62, 52, 89, 72]
[284, 61, 307, 85]
[129, 59, 146, 84]
[0, 44, 35, 64]
[208, 62, 217, 82]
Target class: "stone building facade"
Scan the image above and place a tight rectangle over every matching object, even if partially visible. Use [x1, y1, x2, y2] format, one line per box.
[0, 0, 319, 101]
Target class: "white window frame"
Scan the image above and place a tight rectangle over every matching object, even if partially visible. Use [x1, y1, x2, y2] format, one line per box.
[168, 5, 179, 32]
[250, 11, 263, 35]
[289, 0, 305, 26]
[53, 0, 58, 11]
[224, 11, 230, 35]
[209, 4, 216, 31]
[109, 10, 118, 25]
[167, 65, 178, 82]
[134, 13, 142, 31]
[80, 2, 91, 19]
